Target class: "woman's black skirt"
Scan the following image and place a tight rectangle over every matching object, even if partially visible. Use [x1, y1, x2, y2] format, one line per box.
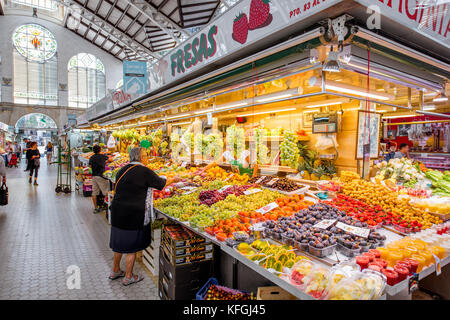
[109, 224, 151, 254]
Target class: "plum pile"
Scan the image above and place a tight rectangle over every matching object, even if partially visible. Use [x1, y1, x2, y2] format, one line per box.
[263, 203, 386, 252]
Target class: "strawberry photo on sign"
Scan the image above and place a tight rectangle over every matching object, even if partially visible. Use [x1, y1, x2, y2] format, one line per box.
[232, 13, 249, 44]
[248, 0, 272, 30]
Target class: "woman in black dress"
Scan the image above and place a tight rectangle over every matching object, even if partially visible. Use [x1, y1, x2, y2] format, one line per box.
[28, 142, 40, 186]
[109, 147, 181, 286]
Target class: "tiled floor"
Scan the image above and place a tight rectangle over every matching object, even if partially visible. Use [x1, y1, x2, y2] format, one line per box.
[0, 159, 158, 300]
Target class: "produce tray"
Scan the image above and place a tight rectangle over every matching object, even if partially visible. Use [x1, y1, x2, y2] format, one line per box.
[162, 224, 208, 248]
[162, 242, 213, 266]
[196, 278, 251, 300]
[162, 236, 213, 257]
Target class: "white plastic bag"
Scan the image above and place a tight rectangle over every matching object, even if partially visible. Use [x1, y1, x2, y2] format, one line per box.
[315, 134, 338, 151]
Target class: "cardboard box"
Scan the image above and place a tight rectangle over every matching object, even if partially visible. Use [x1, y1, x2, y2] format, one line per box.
[256, 286, 298, 300]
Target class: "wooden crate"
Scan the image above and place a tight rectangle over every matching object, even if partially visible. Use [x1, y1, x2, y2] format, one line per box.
[256, 286, 298, 300]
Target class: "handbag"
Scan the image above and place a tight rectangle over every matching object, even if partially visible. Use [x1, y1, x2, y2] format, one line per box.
[0, 182, 8, 206]
[34, 157, 40, 167]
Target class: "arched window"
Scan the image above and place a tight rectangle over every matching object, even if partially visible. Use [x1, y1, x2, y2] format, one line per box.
[68, 53, 106, 108]
[13, 24, 58, 105]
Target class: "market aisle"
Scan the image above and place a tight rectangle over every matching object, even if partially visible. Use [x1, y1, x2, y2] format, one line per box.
[0, 159, 158, 300]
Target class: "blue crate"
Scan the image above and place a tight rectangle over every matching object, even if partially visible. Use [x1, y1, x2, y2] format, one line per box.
[196, 278, 218, 300]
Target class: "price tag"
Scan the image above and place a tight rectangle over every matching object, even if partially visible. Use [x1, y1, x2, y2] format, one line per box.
[181, 162, 187, 168]
[218, 185, 232, 193]
[433, 254, 442, 276]
[244, 188, 262, 195]
[256, 202, 279, 214]
[224, 173, 234, 181]
[181, 186, 198, 194]
[255, 176, 266, 184]
[266, 178, 279, 186]
[249, 222, 265, 232]
[335, 222, 370, 238]
[313, 219, 337, 230]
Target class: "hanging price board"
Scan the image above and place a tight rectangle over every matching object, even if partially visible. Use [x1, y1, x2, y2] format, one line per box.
[335, 222, 370, 238]
[244, 188, 262, 195]
[256, 202, 279, 214]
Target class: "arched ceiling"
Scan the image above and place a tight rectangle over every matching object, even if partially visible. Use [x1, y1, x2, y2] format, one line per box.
[1, 0, 238, 61]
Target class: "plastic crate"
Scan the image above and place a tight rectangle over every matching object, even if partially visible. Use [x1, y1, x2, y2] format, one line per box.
[196, 278, 251, 300]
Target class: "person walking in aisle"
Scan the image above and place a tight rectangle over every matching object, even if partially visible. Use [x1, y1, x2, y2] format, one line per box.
[24, 138, 32, 171]
[0, 154, 6, 184]
[46, 142, 53, 165]
[89, 145, 110, 214]
[28, 142, 40, 186]
[109, 147, 181, 286]
[14, 142, 21, 160]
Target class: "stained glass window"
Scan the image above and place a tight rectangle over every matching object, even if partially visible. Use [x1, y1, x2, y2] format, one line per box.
[13, 24, 58, 105]
[13, 24, 57, 63]
[11, 0, 57, 11]
[68, 53, 106, 108]
[16, 113, 57, 129]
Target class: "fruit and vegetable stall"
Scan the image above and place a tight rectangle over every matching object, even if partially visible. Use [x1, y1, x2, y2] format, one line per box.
[138, 161, 450, 300]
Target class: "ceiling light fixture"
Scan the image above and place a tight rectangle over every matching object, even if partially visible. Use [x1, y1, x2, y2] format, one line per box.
[239, 107, 296, 117]
[382, 114, 416, 119]
[322, 46, 341, 72]
[215, 102, 248, 110]
[325, 80, 393, 100]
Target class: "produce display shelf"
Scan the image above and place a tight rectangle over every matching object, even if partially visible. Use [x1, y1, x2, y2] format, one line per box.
[384, 255, 450, 296]
[155, 208, 399, 300]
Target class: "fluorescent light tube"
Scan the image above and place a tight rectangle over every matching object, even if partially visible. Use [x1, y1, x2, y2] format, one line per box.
[239, 108, 296, 117]
[215, 102, 248, 110]
[256, 93, 293, 103]
[325, 81, 393, 100]
[305, 100, 344, 108]
[422, 105, 436, 111]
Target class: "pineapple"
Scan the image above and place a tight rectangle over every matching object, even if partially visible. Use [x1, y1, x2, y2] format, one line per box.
[303, 171, 311, 180]
[314, 166, 328, 180]
[313, 159, 322, 168]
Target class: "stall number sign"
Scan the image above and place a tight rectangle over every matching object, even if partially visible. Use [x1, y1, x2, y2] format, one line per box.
[256, 202, 279, 214]
[266, 178, 279, 186]
[336, 222, 370, 238]
[218, 185, 232, 193]
[244, 188, 262, 195]
[313, 219, 337, 230]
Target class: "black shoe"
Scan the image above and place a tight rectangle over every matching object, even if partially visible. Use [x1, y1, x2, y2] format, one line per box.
[33, 181, 38, 186]
[29, 178, 32, 184]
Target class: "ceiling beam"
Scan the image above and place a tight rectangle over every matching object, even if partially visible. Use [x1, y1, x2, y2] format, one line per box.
[121, 0, 189, 42]
[55, 0, 157, 61]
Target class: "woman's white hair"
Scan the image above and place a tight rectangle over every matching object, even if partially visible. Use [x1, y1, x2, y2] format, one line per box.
[129, 147, 143, 162]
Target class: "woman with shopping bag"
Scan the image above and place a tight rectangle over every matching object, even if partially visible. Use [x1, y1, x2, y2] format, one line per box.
[0, 155, 7, 206]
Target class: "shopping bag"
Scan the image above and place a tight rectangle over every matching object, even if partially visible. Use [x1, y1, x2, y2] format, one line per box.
[0, 182, 8, 206]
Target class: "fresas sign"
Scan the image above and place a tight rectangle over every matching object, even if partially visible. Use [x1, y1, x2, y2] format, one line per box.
[170, 25, 218, 77]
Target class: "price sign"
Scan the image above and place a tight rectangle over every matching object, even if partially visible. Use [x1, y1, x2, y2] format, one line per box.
[244, 188, 262, 195]
[256, 202, 279, 214]
[181, 186, 198, 194]
[313, 219, 337, 230]
[255, 176, 266, 184]
[224, 173, 234, 181]
[218, 185, 232, 193]
[181, 161, 187, 168]
[249, 222, 265, 232]
[266, 178, 279, 186]
[408, 273, 419, 294]
[335, 222, 370, 238]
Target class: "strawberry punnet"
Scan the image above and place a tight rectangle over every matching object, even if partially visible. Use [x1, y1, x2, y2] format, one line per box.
[248, 0, 271, 30]
[232, 13, 249, 44]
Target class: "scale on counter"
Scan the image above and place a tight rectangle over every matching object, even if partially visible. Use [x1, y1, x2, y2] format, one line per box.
[312, 112, 338, 134]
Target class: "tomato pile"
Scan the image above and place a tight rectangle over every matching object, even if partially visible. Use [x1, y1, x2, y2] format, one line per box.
[325, 194, 423, 232]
